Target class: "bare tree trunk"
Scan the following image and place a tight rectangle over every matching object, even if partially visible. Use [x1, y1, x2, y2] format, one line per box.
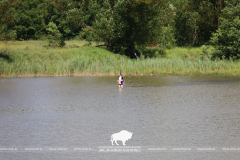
[104, 38, 111, 51]
[131, 45, 138, 59]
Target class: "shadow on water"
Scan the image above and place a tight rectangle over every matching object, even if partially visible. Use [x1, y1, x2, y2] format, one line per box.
[0, 50, 12, 63]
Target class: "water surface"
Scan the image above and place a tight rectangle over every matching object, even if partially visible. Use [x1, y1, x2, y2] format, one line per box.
[0, 75, 240, 159]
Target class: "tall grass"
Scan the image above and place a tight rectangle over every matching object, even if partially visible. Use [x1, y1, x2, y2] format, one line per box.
[0, 41, 240, 77]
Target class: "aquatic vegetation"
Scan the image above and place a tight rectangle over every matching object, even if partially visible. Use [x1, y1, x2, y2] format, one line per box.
[0, 41, 240, 77]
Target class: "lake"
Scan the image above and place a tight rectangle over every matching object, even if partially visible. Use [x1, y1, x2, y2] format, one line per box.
[0, 75, 240, 159]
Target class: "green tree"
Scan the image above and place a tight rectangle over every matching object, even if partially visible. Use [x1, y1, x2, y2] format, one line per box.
[173, 0, 226, 46]
[46, 22, 65, 47]
[151, 2, 176, 47]
[12, 0, 46, 40]
[67, 0, 161, 57]
[42, 0, 80, 40]
[0, 0, 18, 41]
[2, 0, 79, 40]
[211, 1, 240, 59]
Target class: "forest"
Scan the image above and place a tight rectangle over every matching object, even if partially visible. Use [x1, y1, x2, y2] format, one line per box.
[0, 0, 240, 77]
[0, 0, 239, 58]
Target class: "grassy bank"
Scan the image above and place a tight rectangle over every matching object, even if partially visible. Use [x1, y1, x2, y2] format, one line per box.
[0, 41, 240, 77]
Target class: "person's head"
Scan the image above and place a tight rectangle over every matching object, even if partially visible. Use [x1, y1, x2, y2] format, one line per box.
[118, 73, 121, 77]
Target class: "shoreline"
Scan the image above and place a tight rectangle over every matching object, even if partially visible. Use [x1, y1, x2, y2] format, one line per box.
[1, 41, 240, 78]
[1, 72, 239, 78]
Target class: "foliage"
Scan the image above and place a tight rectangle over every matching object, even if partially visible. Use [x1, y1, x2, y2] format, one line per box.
[173, 0, 224, 46]
[200, 45, 213, 60]
[12, 0, 46, 40]
[0, 0, 18, 41]
[1, 41, 240, 77]
[211, 1, 240, 59]
[46, 22, 65, 47]
[0, 0, 239, 59]
[151, 2, 176, 47]
[41, 0, 81, 40]
[1, 0, 81, 41]
[67, 0, 161, 57]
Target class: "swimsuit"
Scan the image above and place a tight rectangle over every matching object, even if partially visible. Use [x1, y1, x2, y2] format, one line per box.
[118, 77, 124, 85]
[118, 77, 122, 84]
[121, 77, 124, 85]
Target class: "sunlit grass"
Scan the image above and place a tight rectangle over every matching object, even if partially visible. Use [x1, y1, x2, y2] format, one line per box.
[164, 47, 202, 58]
[0, 40, 240, 77]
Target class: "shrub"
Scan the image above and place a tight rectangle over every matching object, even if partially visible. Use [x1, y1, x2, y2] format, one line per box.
[46, 22, 65, 48]
[211, 2, 240, 60]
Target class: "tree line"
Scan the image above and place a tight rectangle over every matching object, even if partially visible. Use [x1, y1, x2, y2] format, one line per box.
[0, 0, 239, 59]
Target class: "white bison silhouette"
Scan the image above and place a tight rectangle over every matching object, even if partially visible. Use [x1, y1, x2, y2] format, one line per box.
[110, 130, 133, 146]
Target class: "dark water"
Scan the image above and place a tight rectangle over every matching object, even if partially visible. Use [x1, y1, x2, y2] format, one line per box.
[0, 76, 240, 159]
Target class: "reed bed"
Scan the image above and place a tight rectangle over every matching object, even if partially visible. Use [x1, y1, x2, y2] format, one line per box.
[0, 41, 240, 77]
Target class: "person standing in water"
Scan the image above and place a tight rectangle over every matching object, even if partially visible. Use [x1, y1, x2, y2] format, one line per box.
[117, 73, 125, 88]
